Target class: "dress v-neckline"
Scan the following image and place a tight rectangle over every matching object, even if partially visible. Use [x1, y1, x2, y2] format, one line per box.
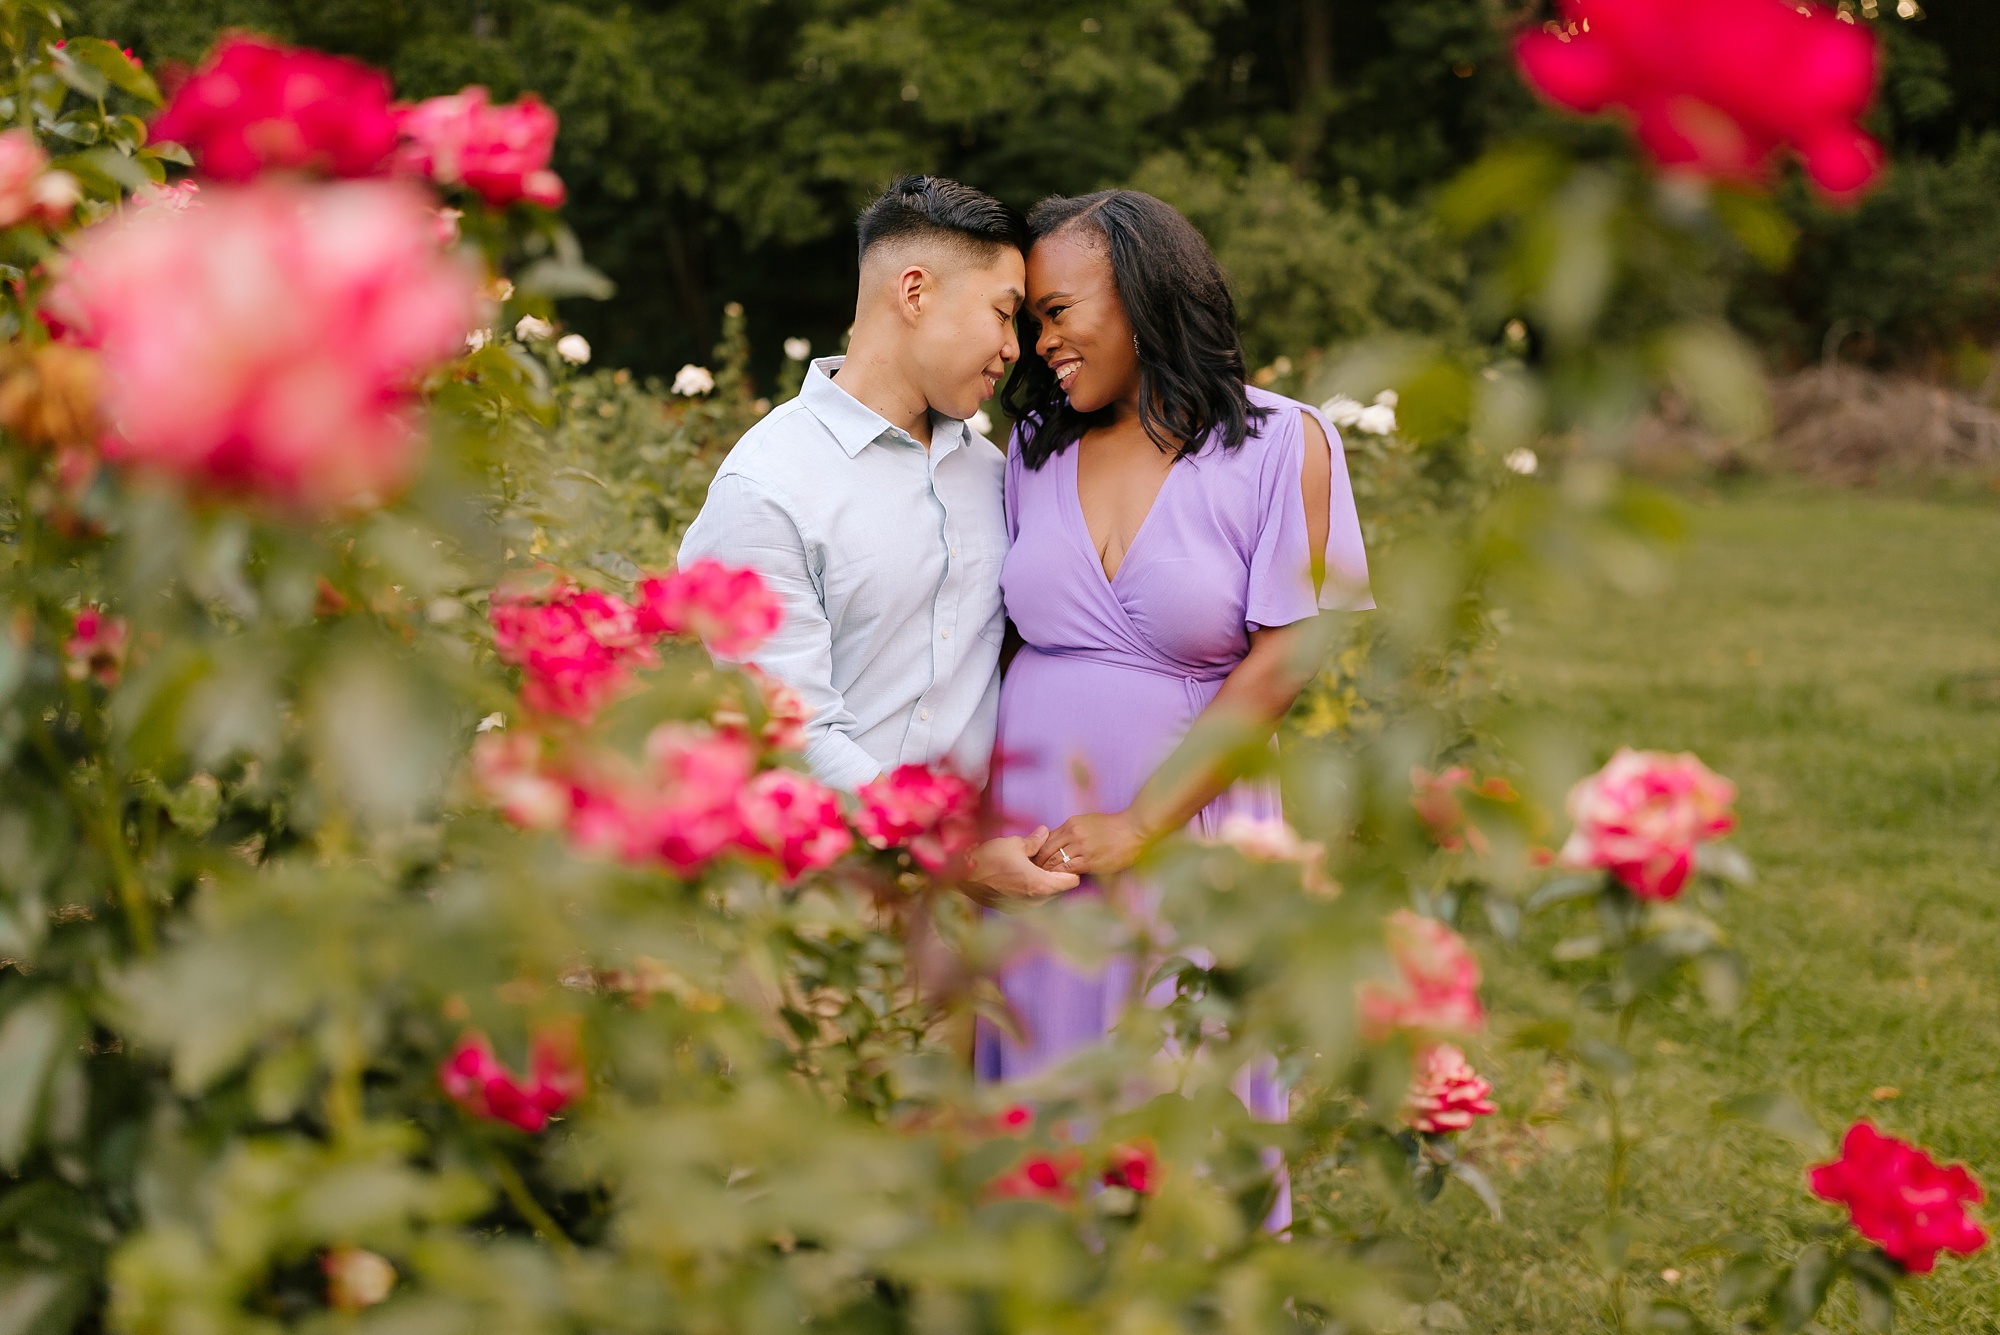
[1067, 443, 1178, 590]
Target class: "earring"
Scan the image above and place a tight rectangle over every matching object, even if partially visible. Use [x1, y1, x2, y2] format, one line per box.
[1131, 333, 1140, 355]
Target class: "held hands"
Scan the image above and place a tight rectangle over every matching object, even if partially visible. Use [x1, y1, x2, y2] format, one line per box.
[964, 825, 1080, 903]
[1033, 810, 1148, 878]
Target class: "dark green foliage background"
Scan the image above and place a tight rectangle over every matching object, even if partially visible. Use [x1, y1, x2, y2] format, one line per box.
[71, 0, 2000, 378]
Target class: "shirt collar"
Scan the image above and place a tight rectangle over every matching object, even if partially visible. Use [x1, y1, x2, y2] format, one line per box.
[802, 355, 971, 460]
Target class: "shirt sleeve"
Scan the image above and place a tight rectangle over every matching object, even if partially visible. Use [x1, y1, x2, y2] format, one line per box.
[677, 473, 884, 790]
[1300, 402, 1374, 612]
[1245, 409, 1329, 632]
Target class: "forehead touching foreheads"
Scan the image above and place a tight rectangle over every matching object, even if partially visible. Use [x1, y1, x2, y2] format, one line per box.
[856, 175, 1027, 294]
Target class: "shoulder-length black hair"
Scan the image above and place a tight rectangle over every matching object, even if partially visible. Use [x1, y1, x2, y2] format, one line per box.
[1001, 189, 1266, 470]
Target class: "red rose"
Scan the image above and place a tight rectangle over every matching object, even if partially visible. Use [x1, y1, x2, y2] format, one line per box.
[990, 1150, 1081, 1204]
[152, 36, 401, 182]
[1515, 0, 1882, 198]
[439, 1024, 584, 1133]
[1809, 1122, 1987, 1273]
[1101, 1141, 1159, 1196]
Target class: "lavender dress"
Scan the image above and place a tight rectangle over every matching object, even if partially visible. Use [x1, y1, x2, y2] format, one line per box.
[974, 387, 1371, 1218]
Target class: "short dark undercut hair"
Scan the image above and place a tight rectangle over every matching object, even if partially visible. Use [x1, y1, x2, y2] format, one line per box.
[855, 175, 1024, 268]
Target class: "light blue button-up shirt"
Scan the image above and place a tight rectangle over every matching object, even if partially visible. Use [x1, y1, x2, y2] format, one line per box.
[677, 357, 1007, 790]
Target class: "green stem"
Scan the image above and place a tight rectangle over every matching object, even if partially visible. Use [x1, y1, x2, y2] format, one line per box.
[488, 1148, 574, 1254]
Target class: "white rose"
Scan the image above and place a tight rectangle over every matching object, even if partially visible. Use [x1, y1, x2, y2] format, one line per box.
[1504, 447, 1540, 476]
[1373, 389, 1399, 408]
[672, 363, 715, 396]
[464, 328, 491, 353]
[1320, 394, 1364, 428]
[555, 334, 591, 364]
[783, 337, 812, 361]
[1356, 403, 1398, 436]
[967, 409, 993, 436]
[515, 314, 554, 341]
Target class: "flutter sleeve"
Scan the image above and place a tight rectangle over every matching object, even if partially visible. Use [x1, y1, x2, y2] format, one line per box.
[1303, 401, 1375, 612]
[1244, 402, 1375, 631]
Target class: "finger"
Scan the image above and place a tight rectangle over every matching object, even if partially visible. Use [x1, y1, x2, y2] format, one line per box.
[1020, 825, 1051, 858]
[1025, 869, 1080, 897]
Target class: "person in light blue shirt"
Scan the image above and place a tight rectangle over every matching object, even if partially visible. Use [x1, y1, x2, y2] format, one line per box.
[678, 176, 1076, 900]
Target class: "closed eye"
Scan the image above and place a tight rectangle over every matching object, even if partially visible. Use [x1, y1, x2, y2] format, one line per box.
[1042, 304, 1068, 321]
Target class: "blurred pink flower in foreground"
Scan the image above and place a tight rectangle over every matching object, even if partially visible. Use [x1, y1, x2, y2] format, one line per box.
[745, 664, 809, 752]
[394, 86, 566, 209]
[637, 560, 784, 659]
[1211, 812, 1336, 896]
[471, 731, 570, 830]
[1559, 747, 1736, 900]
[1358, 909, 1485, 1042]
[1402, 1043, 1498, 1135]
[438, 1025, 584, 1132]
[565, 723, 757, 874]
[132, 180, 201, 214]
[855, 763, 981, 872]
[0, 130, 78, 229]
[489, 579, 655, 721]
[735, 768, 854, 879]
[50, 180, 479, 510]
[151, 35, 401, 182]
[64, 607, 128, 687]
[1515, 0, 1881, 197]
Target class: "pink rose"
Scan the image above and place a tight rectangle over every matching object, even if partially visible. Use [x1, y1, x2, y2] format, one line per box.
[0, 129, 77, 229]
[564, 724, 756, 874]
[64, 607, 128, 687]
[48, 179, 479, 511]
[394, 87, 566, 209]
[854, 763, 980, 873]
[1514, 0, 1881, 197]
[1401, 1043, 1498, 1135]
[151, 35, 402, 182]
[1358, 908, 1485, 1042]
[470, 731, 570, 831]
[1559, 747, 1737, 900]
[1810, 1122, 1986, 1274]
[438, 1024, 584, 1133]
[488, 580, 655, 721]
[734, 768, 853, 880]
[745, 664, 809, 752]
[636, 560, 784, 659]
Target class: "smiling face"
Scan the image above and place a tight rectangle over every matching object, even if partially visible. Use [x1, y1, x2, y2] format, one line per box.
[1026, 227, 1141, 417]
[904, 245, 1026, 422]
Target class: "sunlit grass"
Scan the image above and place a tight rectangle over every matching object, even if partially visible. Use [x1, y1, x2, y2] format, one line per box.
[1370, 482, 2000, 1331]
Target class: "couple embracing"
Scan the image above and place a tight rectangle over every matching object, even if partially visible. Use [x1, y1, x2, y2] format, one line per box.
[680, 176, 1372, 1204]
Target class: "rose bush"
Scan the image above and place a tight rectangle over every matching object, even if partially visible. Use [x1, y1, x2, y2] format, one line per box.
[0, 13, 1979, 1335]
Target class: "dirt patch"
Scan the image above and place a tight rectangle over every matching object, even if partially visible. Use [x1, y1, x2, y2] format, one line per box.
[1631, 364, 2000, 486]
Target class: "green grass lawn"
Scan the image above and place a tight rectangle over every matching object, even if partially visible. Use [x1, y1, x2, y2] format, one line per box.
[1402, 483, 2000, 1331]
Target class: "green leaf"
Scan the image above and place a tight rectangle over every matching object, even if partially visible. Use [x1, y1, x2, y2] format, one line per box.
[516, 255, 617, 301]
[62, 38, 160, 103]
[1716, 1254, 1779, 1309]
[1694, 948, 1747, 1015]
[1525, 874, 1600, 914]
[1447, 1161, 1502, 1222]
[48, 48, 107, 99]
[1774, 1244, 1835, 1334]
[1696, 841, 1755, 886]
[1846, 1249, 1901, 1333]
[1712, 1091, 1832, 1156]
[141, 140, 193, 167]
[1711, 186, 1799, 270]
[1632, 1298, 1704, 1332]
[0, 1272, 72, 1335]
[0, 995, 70, 1169]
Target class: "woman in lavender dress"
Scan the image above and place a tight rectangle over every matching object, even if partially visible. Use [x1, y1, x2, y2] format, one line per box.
[974, 191, 1372, 1222]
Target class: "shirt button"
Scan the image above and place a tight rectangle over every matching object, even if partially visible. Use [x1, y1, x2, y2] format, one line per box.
[940, 627, 952, 640]
[919, 708, 931, 721]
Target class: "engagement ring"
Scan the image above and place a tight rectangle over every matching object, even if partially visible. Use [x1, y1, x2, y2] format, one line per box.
[1058, 847, 1072, 865]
